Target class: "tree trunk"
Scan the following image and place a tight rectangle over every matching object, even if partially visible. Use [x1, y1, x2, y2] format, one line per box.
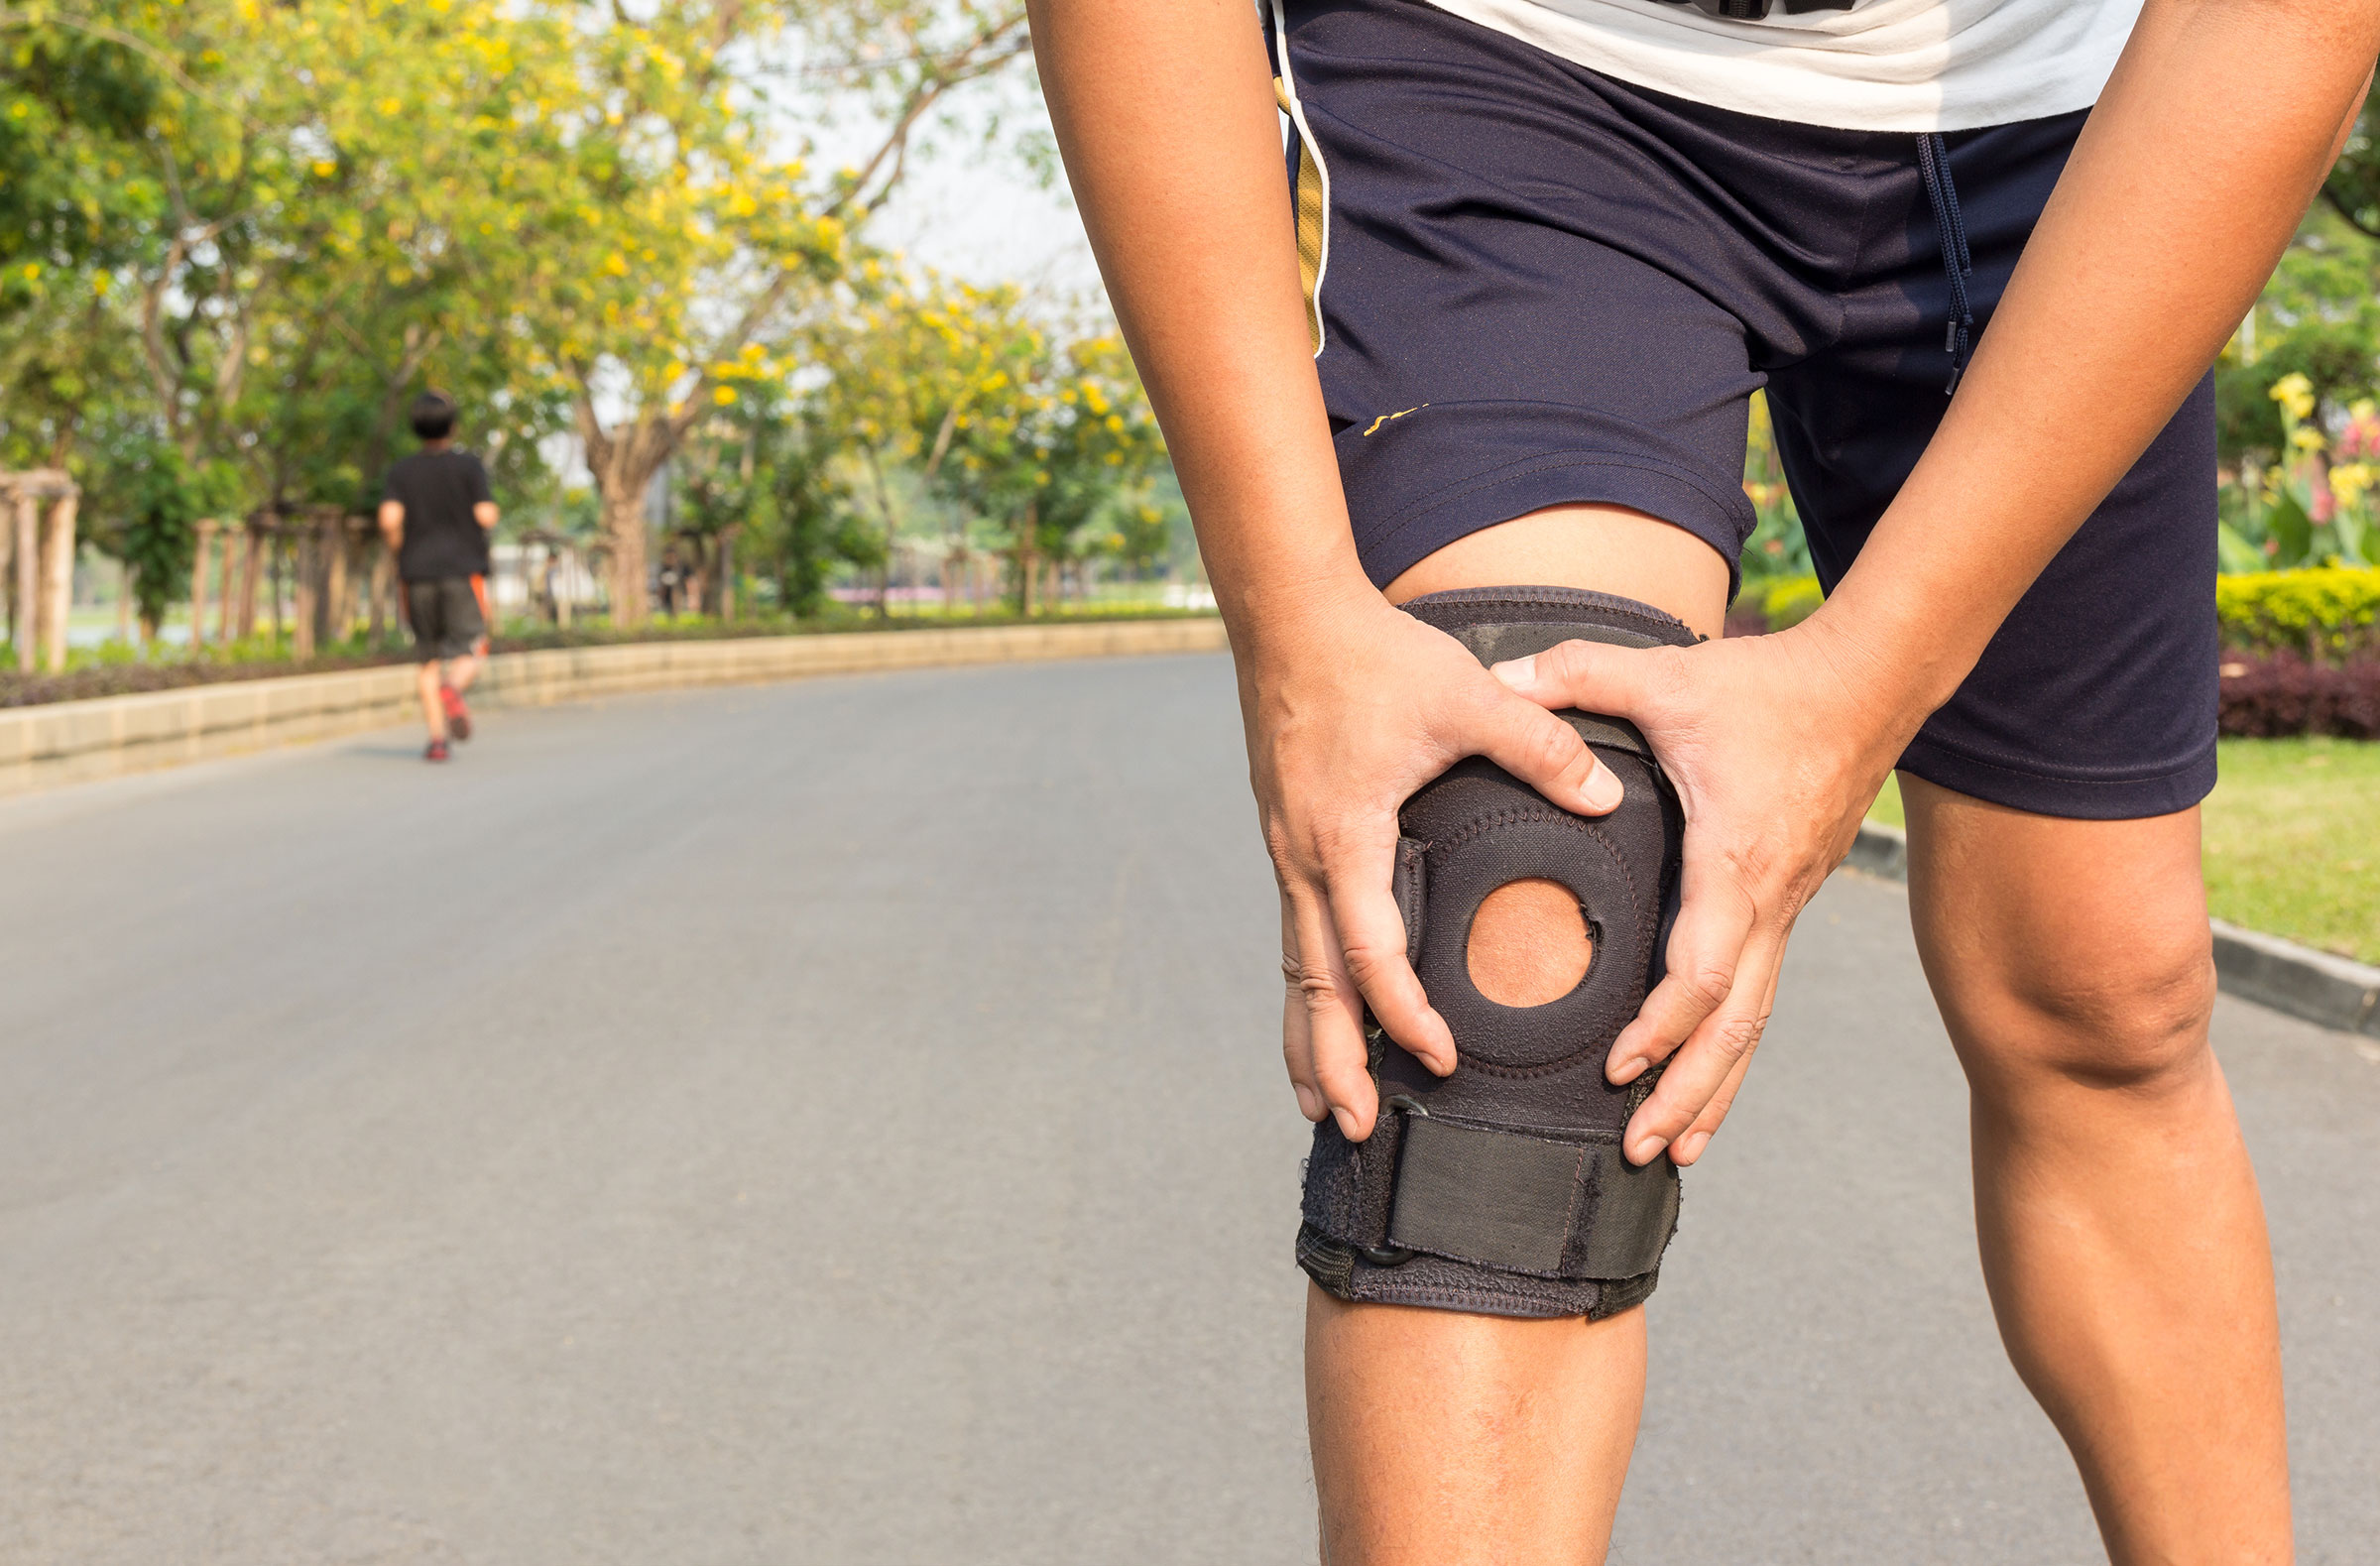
[719, 525, 740, 622]
[293, 523, 318, 662]
[575, 400, 686, 631]
[0, 496, 13, 661]
[38, 491, 77, 672]
[12, 492, 36, 671]
[1016, 500, 1039, 617]
[235, 522, 263, 643]
[216, 524, 240, 642]
[319, 516, 351, 649]
[600, 487, 650, 628]
[189, 519, 217, 651]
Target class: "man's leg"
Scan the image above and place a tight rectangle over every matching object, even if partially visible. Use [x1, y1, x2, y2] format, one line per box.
[1305, 502, 1726, 1566]
[444, 652, 481, 694]
[1903, 777, 2290, 1565]
[416, 658, 447, 744]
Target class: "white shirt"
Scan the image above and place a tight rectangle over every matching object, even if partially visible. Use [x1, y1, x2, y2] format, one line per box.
[1419, 0, 2144, 132]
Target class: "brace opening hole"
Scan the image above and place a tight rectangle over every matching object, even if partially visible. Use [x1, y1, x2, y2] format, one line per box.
[1468, 878, 1593, 1008]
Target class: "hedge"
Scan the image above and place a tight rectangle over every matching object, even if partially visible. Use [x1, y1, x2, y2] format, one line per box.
[2215, 566, 2380, 663]
[1760, 575, 1826, 630]
[2218, 654, 2380, 739]
[1744, 566, 2380, 664]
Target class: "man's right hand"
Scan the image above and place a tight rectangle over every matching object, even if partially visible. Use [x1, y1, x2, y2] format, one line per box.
[1250, 585, 1629, 1143]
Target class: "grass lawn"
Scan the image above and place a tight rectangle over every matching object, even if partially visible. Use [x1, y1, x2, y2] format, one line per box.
[1864, 741, 2379, 963]
[2202, 739, 2379, 963]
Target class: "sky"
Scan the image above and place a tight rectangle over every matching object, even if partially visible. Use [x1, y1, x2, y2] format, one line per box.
[869, 138, 1107, 307]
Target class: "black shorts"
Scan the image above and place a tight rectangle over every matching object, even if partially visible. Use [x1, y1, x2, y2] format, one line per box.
[405, 575, 487, 663]
[1272, 0, 2217, 820]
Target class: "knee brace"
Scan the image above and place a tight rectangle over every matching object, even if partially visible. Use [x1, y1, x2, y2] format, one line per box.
[1297, 586, 1696, 1320]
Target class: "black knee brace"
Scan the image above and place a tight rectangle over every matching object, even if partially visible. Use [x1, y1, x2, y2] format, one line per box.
[1297, 587, 1697, 1320]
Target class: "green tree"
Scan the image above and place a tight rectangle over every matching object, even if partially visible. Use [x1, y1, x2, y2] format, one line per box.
[504, 0, 1029, 624]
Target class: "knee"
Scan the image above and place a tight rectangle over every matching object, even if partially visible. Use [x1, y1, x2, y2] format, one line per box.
[1975, 926, 2217, 1095]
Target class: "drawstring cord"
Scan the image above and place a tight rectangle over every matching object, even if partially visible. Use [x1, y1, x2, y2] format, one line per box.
[1916, 132, 1974, 396]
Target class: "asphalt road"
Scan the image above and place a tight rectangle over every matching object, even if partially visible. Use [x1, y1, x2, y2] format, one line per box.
[2, 652, 2374, 1565]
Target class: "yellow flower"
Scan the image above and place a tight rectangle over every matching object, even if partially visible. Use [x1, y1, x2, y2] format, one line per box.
[2291, 426, 2326, 451]
[2329, 462, 2374, 506]
[2269, 372, 2317, 422]
[713, 385, 738, 406]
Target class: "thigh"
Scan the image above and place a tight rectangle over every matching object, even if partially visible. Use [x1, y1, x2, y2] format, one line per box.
[447, 576, 488, 648]
[1901, 774, 2213, 1085]
[405, 579, 445, 654]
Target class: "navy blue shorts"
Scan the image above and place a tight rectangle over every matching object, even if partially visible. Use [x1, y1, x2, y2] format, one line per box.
[1272, 0, 2218, 819]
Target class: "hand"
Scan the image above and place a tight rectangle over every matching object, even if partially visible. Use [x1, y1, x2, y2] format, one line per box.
[1490, 615, 1918, 1167]
[1250, 586, 1631, 1143]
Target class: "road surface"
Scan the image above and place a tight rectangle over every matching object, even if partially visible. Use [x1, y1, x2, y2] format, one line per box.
[2, 652, 2374, 1563]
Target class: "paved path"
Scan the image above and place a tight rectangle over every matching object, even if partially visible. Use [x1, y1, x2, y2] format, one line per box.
[1, 654, 2374, 1565]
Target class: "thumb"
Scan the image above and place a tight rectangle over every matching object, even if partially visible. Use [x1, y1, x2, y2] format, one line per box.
[1491, 636, 1663, 725]
[1469, 685, 1627, 817]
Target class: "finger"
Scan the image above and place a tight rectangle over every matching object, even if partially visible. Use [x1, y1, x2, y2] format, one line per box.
[1278, 890, 1324, 1122]
[1465, 684, 1626, 817]
[1490, 636, 1660, 724]
[1668, 956, 1783, 1164]
[1606, 855, 1757, 1085]
[1665, 1036, 1755, 1167]
[1289, 880, 1381, 1142]
[1319, 834, 1455, 1076]
[1623, 927, 1784, 1163]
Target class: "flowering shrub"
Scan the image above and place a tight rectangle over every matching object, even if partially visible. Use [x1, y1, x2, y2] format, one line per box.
[2215, 565, 2380, 662]
[2232, 374, 2380, 570]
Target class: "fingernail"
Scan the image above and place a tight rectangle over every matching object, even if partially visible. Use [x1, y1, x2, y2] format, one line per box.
[1607, 1053, 1643, 1085]
[1629, 1135, 1667, 1164]
[1583, 764, 1623, 812]
[1677, 1133, 1709, 1162]
[1491, 655, 1536, 688]
[1333, 1106, 1362, 1140]
[1294, 1085, 1321, 1120]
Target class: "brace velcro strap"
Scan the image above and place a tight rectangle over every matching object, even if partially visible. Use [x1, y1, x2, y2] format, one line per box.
[1385, 1115, 1678, 1280]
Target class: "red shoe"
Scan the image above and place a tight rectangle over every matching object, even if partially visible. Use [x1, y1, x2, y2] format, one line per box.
[424, 739, 451, 763]
[439, 686, 473, 741]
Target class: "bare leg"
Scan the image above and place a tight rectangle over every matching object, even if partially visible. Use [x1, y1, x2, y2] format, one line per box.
[444, 653, 481, 693]
[416, 660, 447, 744]
[1903, 776, 2291, 1565]
[1305, 504, 1726, 1566]
[1309, 1291, 1646, 1564]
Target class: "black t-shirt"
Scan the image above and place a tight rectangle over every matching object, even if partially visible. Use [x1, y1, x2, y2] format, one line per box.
[383, 448, 493, 582]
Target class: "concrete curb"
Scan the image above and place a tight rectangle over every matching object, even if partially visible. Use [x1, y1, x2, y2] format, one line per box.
[0, 618, 1230, 800]
[1844, 822, 2380, 1039]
